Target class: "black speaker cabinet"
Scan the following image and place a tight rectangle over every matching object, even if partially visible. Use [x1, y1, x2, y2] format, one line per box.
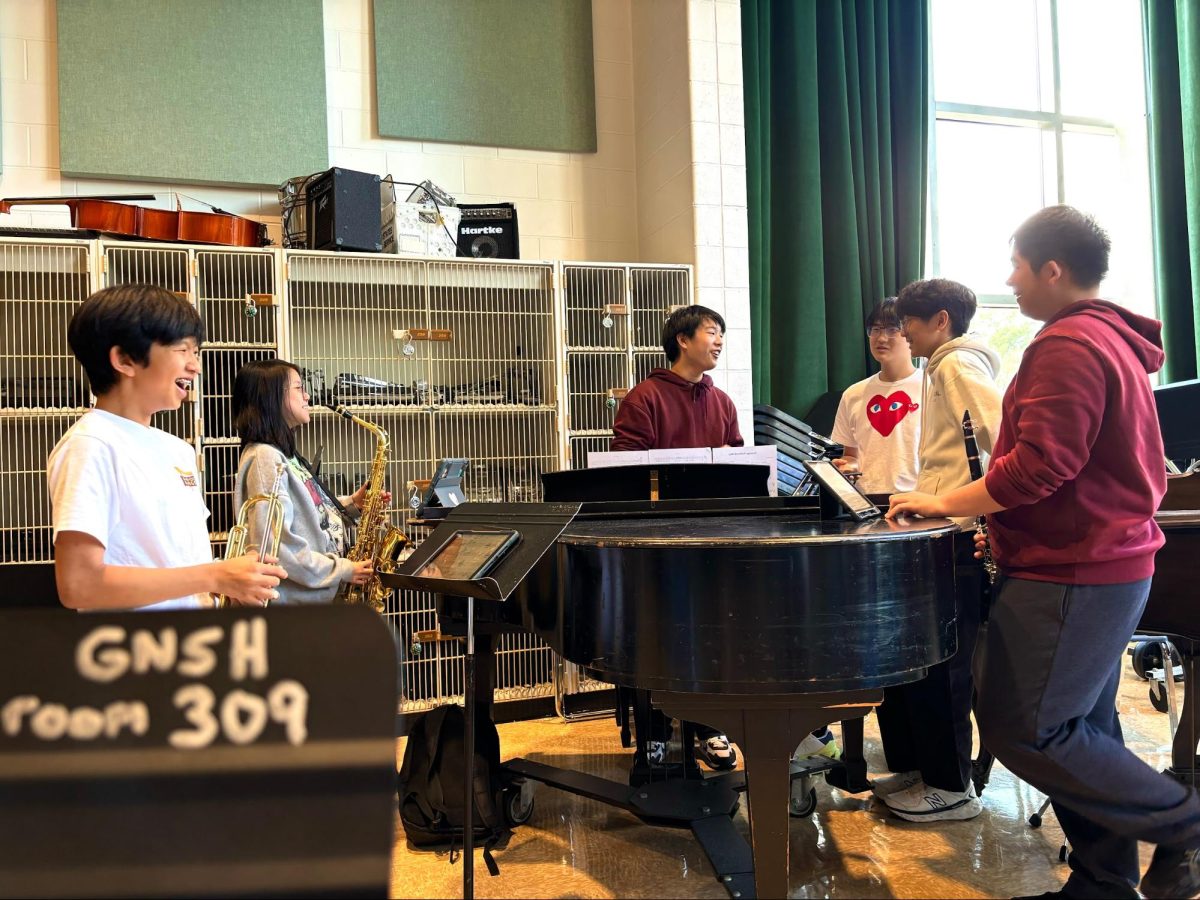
[305, 167, 383, 252]
[457, 203, 520, 259]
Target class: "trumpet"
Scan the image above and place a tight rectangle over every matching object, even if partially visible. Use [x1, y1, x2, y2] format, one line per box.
[217, 462, 287, 608]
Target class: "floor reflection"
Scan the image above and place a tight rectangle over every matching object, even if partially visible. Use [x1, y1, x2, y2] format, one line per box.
[390, 665, 1182, 898]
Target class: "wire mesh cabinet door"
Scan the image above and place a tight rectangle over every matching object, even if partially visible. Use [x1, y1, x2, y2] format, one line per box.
[0, 240, 94, 582]
[559, 262, 692, 469]
[426, 259, 558, 707]
[555, 261, 693, 717]
[195, 248, 282, 557]
[281, 252, 562, 714]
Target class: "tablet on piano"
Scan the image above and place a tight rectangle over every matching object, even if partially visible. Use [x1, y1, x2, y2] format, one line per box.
[801, 458, 882, 521]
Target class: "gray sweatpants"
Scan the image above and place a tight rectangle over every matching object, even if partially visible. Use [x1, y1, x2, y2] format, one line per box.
[975, 575, 1200, 898]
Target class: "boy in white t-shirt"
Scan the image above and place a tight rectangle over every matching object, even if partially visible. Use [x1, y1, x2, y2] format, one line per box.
[48, 284, 287, 611]
[830, 298, 922, 494]
[791, 298, 921, 765]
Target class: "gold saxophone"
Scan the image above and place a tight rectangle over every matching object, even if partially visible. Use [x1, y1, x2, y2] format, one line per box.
[329, 405, 408, 613]
[218, 462, 287, 609]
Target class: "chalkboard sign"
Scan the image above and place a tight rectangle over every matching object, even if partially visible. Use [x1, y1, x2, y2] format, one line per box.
[0, 605, 398, 898]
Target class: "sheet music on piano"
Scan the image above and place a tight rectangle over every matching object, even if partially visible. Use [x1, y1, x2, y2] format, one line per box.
[587, 445, 779, 495]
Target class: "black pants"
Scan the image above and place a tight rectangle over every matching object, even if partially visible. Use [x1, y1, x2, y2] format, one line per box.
[876, 530, 983, 793]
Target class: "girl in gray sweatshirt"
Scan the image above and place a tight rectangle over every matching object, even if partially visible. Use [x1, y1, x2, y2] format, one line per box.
[231, 360, 376, 604]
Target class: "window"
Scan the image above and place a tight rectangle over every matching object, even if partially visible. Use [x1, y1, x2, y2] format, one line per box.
[928, 0, 1153, 388]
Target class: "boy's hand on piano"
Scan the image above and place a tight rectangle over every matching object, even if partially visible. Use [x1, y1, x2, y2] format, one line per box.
[886, 491, 946, 520]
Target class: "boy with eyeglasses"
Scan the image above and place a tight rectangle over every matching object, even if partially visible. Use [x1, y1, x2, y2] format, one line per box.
[827, 298, 922, 494]
[786, 298, 923, 766]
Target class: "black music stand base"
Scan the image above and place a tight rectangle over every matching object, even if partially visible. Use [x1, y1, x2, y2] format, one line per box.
[501, 691, 878, 900]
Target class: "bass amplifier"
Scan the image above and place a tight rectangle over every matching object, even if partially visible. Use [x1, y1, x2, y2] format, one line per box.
[456, 203, 519, 259]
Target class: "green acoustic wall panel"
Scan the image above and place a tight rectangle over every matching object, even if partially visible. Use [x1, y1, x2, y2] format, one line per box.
[57, 0, 328, 187]
[374, 0, 596, 153]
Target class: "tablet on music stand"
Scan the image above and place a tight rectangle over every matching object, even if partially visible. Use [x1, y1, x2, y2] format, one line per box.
[414, 529, 520, 581]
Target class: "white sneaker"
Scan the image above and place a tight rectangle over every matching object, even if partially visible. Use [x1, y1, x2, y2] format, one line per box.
[870, 770, 921, 798]
[645, 740, 668, 765]
[883, 780, 982, 822]
[696, 734, 738, 771]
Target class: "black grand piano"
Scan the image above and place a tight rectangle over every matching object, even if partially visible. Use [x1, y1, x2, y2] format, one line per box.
[1142, 378, 1200, 785]
[388, 464, 959, 899]
[1141, 472, 1200, 784]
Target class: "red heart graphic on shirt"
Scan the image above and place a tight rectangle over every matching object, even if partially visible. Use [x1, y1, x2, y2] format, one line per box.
[866, 391, 919, 437]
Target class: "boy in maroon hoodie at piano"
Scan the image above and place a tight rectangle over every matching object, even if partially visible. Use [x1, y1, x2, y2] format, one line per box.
[611, 306, 742, 453]
[611, 305, 742, 771]
[889, 206, 1200, 900]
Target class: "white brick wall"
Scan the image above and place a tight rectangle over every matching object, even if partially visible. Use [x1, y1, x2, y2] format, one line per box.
[0, 0, 754, 414]
[687, 0, 753, 439]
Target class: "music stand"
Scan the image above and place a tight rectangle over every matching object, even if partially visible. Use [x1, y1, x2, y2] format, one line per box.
[542, 462, 770, 502]
[383, 502, 580, 899]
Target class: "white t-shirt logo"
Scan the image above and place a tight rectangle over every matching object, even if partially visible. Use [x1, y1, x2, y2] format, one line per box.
[175, 467, 197, 488]
[866, 391, 919, 437]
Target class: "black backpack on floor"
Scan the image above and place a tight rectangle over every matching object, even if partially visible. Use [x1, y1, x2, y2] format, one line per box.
[398, 704, 509, 875]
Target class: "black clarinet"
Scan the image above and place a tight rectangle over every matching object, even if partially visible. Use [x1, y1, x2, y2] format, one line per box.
[962, 410, 998, 584]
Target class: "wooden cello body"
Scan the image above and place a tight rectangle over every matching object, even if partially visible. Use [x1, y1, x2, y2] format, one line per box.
[0, 195, 268, 247]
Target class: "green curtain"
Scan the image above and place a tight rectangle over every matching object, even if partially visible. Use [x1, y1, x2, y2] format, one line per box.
[743, 0, 928, 422]
[1145, 0, 1200, 383]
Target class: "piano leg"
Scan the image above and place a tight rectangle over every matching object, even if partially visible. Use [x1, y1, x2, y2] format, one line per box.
[655, 690, 881, 900]
[824, 716, 871, 794]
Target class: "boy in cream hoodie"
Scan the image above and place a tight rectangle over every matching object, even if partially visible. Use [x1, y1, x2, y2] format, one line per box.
[872, 278, 1001, 822]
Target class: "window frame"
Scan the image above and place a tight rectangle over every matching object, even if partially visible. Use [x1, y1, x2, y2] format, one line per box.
[927, 0, 1132, 308]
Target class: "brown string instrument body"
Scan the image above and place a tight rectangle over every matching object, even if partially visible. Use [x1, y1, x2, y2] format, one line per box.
[0, 194, 268, 247]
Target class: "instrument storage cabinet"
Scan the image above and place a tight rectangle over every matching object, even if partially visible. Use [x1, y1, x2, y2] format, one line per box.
[0, 239, 94, 591]
[0, 235, 694, 721]
[560, 262, 692, 469]
[282, 251, 562, 714]
[556, 261, 693, 717]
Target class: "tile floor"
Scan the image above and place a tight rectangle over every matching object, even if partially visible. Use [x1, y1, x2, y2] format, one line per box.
[389, 663, 1187, 898]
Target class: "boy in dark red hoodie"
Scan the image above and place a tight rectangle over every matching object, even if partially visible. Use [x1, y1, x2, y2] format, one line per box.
[889, 206, 1200, 899]
[611, 305, 742, 772]
[611, 307, 742, 451]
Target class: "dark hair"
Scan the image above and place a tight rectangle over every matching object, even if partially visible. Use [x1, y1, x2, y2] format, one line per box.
[67, 284, 204, 395]
[894, 279, 978, 337]
[662, 305, 726, 363]
[1011, 205, 1110, 287]
[232, 359, 302, 458]
[865, 297, 901, 330]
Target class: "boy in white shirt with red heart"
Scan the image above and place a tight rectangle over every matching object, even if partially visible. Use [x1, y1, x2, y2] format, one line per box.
[829, 297, 923, 494]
